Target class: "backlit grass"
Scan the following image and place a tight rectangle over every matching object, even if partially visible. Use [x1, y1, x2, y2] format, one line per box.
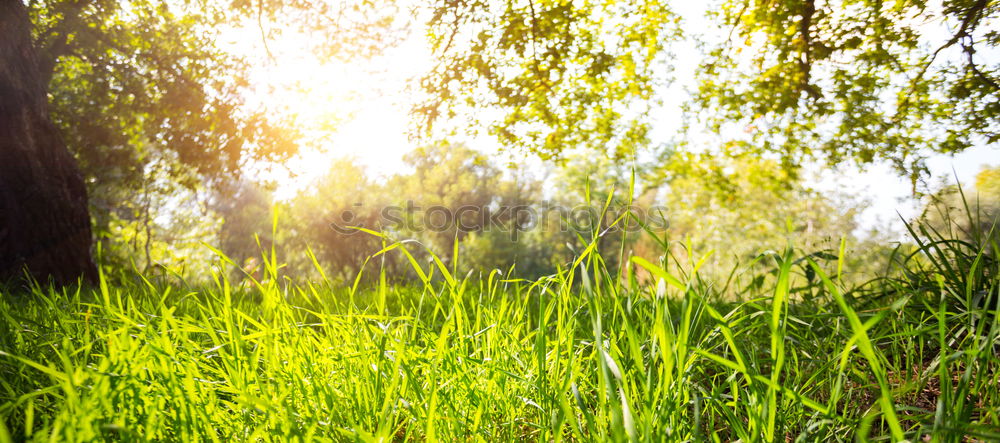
[0, 223, 998, 441]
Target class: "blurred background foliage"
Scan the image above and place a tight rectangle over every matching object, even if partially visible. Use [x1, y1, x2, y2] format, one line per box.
[93, 135, 1000, 288]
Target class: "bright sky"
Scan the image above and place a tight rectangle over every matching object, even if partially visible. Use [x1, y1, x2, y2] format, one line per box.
[228, 2, 997, 238]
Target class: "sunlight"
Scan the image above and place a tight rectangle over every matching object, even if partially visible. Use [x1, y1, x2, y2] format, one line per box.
[220, 25, 429, 194]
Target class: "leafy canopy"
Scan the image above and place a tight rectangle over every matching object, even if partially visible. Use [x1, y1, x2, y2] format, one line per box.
[695, 0, 1000, 180]
[28, 0, 403, 251]
[417, 0, 679, 159]
[30, 0, 401, 186]
[419, 0, 999, 179]
[29, 0, 997, 197]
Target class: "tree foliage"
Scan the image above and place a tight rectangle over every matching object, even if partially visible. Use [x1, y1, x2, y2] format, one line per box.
[28, 0, 401, 195]
[32, 0, 293, 182]
[419, 0, 998, 179]
[417, 0, 678, 159]
[696, 0, 999, 180]
[640, 156, 874, 280]
[26, 0, 402, 264]
[283, 159, 391, 280]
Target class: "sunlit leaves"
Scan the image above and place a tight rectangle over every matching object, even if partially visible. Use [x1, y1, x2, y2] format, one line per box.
[417, 0, 680, 159]
[694, 0, 1000, 180]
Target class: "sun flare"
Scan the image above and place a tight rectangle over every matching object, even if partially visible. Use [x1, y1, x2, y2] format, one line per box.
[222, 26, 429, 195]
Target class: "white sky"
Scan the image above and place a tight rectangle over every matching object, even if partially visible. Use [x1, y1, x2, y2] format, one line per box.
[231, 2, 997, 238]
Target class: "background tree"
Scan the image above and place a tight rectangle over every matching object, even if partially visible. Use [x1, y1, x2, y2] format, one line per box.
[284, 159, 393, 281]
[636, 155, 875, 282]
[98, 151, 221, 276]
[212, 178, 275, 274]
[389, 143, 505, 265]
[458, 171, 556, 278]
[545, 152, 642, 272]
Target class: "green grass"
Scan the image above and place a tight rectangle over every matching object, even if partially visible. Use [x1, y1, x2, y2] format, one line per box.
[0, 224, 998, 441]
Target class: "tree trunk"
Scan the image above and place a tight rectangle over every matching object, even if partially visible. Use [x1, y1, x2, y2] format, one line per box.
[0, 0, 97, 285]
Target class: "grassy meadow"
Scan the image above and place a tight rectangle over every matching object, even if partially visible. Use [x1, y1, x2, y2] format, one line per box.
[1, 217, 998, 442]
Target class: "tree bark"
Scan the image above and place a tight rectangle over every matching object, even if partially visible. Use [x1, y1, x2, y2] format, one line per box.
[0, 0, 97, 285]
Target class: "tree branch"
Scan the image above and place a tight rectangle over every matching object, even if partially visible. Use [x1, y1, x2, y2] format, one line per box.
[896, 0, 991, 116]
